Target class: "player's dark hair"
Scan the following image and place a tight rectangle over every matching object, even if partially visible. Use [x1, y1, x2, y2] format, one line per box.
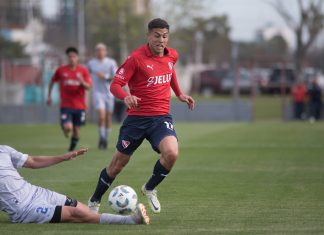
[148, 18, 169, 31]
[65, 47, 79, 55]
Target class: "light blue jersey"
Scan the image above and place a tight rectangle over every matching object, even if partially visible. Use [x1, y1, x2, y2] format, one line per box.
[0, 146, 65, 223]
[88, 57, 118, 97]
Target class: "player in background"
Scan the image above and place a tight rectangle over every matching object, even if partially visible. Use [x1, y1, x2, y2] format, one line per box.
[0, 145, 149, 225]
[88, 43, 118, 149]
[47, 47, 92, 151]
[88, 18, 195, 214]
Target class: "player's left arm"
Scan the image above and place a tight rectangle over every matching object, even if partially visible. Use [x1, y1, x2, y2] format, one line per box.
[171, 69, 195, 111]
[78, 68, 92, 90]
[23, 148, 88, 169]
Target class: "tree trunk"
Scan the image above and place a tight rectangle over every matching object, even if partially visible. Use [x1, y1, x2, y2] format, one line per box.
[294, 28, 305, 78]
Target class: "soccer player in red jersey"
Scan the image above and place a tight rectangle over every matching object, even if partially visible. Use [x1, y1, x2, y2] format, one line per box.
[47, 47, 92, 151]
[88, 19, 195, 214]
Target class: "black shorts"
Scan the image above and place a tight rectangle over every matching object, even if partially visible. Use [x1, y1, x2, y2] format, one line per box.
[50, 197, 78, 223]
[116, 115, 177, 156]
[60, 108, 86, 127]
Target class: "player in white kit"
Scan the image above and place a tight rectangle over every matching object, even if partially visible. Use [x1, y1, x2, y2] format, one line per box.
[88, 43, 118, 149]
[0, 145, 149, 224]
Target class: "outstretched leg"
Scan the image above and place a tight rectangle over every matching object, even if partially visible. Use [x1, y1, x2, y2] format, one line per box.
[60, 202, 149, 224]
[88, 151, 130, 213]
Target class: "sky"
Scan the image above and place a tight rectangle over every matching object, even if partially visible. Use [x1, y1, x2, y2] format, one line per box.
[41, 0, 301, 42]
[209, 0, 299, 41]
[41, 0, 59, 18]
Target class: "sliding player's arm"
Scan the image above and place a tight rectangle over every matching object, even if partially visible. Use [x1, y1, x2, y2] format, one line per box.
[23, 148, 88, 169]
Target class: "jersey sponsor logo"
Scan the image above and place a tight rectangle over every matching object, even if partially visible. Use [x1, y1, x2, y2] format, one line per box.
[146, 64, 154, 70]
[63, 79, 81, 86]
[63, 73, 68, 77]
[168, 62, 173, 71]
[147, 73, 172, 87]
[122, 140, 130, 149]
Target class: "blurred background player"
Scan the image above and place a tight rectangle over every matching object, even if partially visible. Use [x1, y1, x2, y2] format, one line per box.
[0, 145, 149, 225]
[308, 77, 323, 122]
[88, 18, 195, 214]
[291, 80, 307, 120]
[88, 43, 118, 149]
[47, 47, 92, 151]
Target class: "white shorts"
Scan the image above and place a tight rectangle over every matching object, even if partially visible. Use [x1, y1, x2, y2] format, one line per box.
[93, 93, 114, 113]
[18, 187, 66, 224]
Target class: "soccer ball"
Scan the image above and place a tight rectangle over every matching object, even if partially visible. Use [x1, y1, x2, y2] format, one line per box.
[108, 185, 138, 214]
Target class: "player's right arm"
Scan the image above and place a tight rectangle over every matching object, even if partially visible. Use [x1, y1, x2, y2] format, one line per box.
[110, 56, 141, 109]
[23, 148, 88, 169]
[47, 68, 60, 106]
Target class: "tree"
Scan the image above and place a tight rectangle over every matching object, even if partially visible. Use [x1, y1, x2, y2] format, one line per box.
[271, 0, 324, 75]
[0, 36, 26, 59]
[171, 15, 232, 65]
[85, 0, 149, 63]
[150, 0, 231, 64]
[149, 0, 209, 29]
[236, 34, 289, 67]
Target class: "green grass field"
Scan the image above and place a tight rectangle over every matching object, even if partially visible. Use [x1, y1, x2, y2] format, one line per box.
[1, 121, 324, 234]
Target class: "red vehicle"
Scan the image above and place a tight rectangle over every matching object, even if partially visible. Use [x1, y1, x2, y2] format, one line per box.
[191, 69, 227, 95]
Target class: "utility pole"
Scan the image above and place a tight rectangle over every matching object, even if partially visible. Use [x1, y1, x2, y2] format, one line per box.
[195, 31, 204, 64]
[118, 7, 128, 61]
[78, 0, 86, 61]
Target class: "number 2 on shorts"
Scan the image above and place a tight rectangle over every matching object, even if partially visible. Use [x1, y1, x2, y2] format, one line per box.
[36, 207, 49, 214]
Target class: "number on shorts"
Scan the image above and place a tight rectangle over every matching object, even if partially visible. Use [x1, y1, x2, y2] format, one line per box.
[36, 207, 49, 214]
[81, 111, 86, 122]
[164, 121, 174, 130]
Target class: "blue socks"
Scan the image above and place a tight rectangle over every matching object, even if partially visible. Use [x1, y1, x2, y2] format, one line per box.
[69, 137, 79, 151]
[145, 160, 170, 190]
[91, 168, 115, 202]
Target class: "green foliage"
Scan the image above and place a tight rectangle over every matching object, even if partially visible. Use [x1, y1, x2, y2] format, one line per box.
[150, 0, 209, 29]
[0, 36, 26, 59]
[85, 0, 148, 63]
[268, 35, 288, 54]
[172, 15, 232, 64]
[237, 34, 289, 66]
[1, 121, 324, 234]
[150, 0, 231, 64]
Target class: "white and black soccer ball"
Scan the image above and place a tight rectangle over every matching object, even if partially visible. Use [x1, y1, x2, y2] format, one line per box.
[108, 185, 138, 214]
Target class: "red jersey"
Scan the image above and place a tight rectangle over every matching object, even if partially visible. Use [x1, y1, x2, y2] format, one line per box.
[51, 64, 92, 110]
[110, 44, 182, 116]
[292, 84, 307, 102]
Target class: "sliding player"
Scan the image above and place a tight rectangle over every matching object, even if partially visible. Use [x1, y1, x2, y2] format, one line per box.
[0, 145, 149, 224]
